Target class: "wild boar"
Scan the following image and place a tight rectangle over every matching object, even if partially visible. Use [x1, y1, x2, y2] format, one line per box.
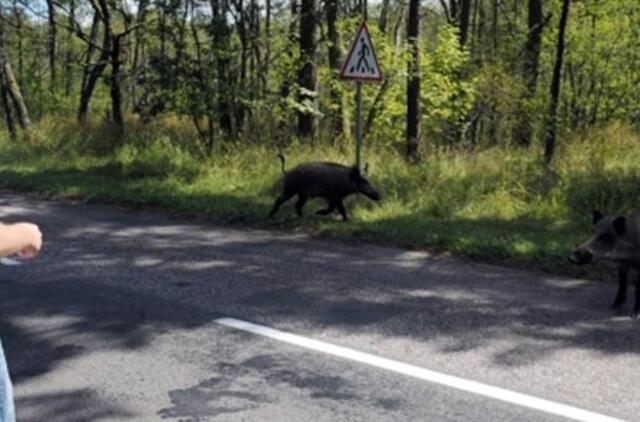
[569, 210, 640, 318]
[269, 154, 381, 221]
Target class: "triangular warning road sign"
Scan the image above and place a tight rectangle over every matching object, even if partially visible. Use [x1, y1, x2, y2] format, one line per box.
[340, 23, 383, 83]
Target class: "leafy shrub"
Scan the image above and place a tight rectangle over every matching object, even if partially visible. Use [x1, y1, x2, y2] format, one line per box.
[116, 136, 199, 180]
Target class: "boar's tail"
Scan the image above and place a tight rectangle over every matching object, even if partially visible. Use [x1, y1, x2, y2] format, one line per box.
[277, 153, 286, 174]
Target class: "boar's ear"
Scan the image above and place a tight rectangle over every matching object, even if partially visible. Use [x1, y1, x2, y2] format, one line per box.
[349, 166, 361, 180]
[613, 216, 626, 235]
[593, 210, 604, 225]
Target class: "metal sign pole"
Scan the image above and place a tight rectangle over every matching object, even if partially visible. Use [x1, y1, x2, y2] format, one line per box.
[355, 81, 363, 170]
[357, 1, 365, 170]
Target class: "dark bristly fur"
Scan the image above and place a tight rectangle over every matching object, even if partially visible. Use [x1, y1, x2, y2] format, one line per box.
[269, 155, 381, 221]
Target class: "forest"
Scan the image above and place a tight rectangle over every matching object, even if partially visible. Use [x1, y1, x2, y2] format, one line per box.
[1, 0, 639, 272]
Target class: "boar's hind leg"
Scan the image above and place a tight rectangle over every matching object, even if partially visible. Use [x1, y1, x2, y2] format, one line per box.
[632, 272, 640, 319]
[336, 201, 348, 221]
[295, 195, 308, 217]
[612, 267, 629, 309]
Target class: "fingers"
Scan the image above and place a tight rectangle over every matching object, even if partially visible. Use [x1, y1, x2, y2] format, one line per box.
[17, 245, 39, 259]
[14, 223, 43, 259]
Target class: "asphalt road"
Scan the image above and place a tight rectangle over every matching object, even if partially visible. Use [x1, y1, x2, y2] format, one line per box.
[0, 192, 638, 422]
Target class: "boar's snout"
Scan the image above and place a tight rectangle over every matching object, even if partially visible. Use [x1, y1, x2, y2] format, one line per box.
[367, 189, 381, 201]
[356, 179, 381, 201]
[568, 248, 592, 265]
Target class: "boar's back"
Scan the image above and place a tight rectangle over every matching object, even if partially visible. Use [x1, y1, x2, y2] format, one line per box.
[285, 162, 353, 197]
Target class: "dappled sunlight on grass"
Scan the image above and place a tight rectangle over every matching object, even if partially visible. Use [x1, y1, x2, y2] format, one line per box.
[1, 120, 640, 274]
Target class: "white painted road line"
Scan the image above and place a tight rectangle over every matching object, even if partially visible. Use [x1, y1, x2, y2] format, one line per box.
[215, 317, 627, 422]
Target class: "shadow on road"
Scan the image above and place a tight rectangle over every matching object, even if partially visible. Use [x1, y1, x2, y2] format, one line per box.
[0, 194, 638, 419]
[14, 389, 135, 422]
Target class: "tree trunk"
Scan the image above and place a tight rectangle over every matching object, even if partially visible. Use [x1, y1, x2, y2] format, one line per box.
[449, 0, 458, 23]
[131, 0, 149, 107]
[360, 0, 368, 20]
[280, 0, 298, 100]
[491, 0, 498, 56]
[297, 0, 317, 138]
[474, 0, 485, 62]
[78, 13, 101, 122]
[406, 0, 421, 161]
[64, 0, 75, 95]
[211, 0, 233, 134]
[0, 13, 30, 131]
[110, 35, 124, 127]
[158, 0, 166, 59]
[250, 0, 259, 97]
[262, 0, 271, 96]
[524, 0, 545, 91]
[189, 0, 215, 153]
[13, 0, 24, 82]
[514, 0, 544, 146]
[544, 0, 570, 164]
[326, 0, 340, 87]
[487, 0, 499, 144]
[378, 0, 391, 33]
[326, 0, 347, 137]
[236, 0, 247, 131]
[459, 0, 472, 47]
[46, 0, 58, 92]
[470, 0, 480, 58]
[0, 76, 16, 138]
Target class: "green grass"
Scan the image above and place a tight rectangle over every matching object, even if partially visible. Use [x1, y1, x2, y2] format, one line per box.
[2, 117, 640, 280]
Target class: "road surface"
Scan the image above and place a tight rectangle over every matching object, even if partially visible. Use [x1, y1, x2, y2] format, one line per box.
[0, 192, 638, 421]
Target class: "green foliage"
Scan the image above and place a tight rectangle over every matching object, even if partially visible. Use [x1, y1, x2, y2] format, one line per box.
[471, 62, 527, 146]
[560, 0, 640, 126]
[420, 25, 476, 144]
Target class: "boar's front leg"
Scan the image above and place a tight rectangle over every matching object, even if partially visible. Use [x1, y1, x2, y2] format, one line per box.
[336, 200, 348, 221]
[612, 266, 629, 309]
[269, 189, 296, 218]
[269, 196, 287, 217]
[632, 272, 640, 319]
[295, 195, 308, 217]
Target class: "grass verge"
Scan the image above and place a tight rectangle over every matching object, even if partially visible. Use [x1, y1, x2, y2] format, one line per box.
[2, 117, 639, 281]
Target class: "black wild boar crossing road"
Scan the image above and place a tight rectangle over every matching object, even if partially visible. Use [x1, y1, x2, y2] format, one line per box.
[1, 192, 638, 422]
[269, 155, 381, 221]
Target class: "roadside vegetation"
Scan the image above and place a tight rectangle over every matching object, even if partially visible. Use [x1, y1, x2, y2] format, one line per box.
[2, 118, 639, 277]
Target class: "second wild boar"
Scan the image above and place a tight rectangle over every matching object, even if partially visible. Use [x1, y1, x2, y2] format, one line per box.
[569, 210, 640, 318]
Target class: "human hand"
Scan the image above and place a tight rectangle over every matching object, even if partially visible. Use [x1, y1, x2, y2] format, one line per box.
[13, 223, 42, 259]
